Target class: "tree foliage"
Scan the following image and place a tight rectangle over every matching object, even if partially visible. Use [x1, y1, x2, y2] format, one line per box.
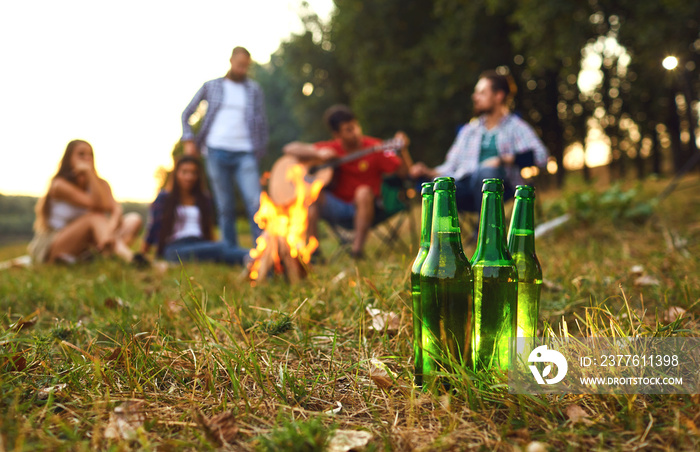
[256, 0, 699, 185]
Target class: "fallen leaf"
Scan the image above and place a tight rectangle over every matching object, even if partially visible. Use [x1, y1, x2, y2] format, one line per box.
[674, 236, 689, 249]
[663, 306, 687, 323]
[153, 261, 169, 275]
[104, 297, 126, 309]
[438, 394, 450, 411]
[0, 255, 32, 270]
[413, 394, 433, 407]
[104, 401, 146, 441]
[543, 279, 564, 292]
[196, 410, 239, 446]
[3, 353, 27, 371]
[570, 276, 587, 290]
[311, 335, 334, 344]
[324, 401, 342, 415]
[366, 307, 400, 334]
[37, 383, 67, 400]
[525, 441, 549, 452]
[327, 430, 373, 452]
[335, 376, 351, 394]
[629, 265, 644, 275]
[368, 358, 395, 389]
[105, 347, 121, 361]
[332, 271, 347, 285]
[634, 275, 660, 287]
[105, 346, 131, 364]
[680, 415, 698, 434]
[566, 404, 592, 426]
[10, 309, 40, 332]
[164, 300, 183, 316]
[533, 213, 571, 237]
[507, 428, 531, 441]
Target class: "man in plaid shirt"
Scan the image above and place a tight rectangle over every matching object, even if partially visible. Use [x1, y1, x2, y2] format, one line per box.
[410, 70, 548, 212]
[181, 46, 269, 247]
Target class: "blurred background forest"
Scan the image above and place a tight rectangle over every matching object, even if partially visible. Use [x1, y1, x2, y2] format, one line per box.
[253, 0, 699, 184]
[2, 0, 699, 241]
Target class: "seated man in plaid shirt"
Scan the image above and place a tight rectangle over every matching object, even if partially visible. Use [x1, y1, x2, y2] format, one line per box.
[410, 70, 548, 212]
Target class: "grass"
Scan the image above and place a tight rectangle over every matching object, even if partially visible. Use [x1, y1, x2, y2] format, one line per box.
[1, 174, 699, 451]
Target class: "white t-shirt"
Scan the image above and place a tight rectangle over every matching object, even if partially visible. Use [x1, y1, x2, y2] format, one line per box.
[48, 200, 88, 230]
[206, 79, 253, 152]
[170, 205, 203, 241]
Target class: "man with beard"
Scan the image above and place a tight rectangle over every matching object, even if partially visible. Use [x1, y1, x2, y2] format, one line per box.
[181, 46, 268, 247]
[283, 105, 409, 258]
[410, 70, 548, 212]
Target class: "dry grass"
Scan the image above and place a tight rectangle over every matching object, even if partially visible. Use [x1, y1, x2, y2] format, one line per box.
[1, 174, 699, 451]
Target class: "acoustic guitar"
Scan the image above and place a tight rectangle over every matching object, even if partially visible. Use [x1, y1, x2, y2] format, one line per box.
[268, 138, 406, 207]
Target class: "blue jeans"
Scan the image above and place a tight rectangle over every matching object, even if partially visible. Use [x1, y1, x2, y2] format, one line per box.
[163, 237, 250, 265]
[318, 190, 386, 229]
[455, 166, 507, 213]
[206, 148, 262, 247]
[318, 191, 356, 229]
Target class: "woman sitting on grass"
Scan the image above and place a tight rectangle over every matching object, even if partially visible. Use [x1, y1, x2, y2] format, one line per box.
[141, 155, 250, 265]
[29, 139, 145, 265]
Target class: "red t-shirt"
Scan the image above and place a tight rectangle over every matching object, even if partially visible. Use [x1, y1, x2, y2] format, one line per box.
[314, 136, 402, 203]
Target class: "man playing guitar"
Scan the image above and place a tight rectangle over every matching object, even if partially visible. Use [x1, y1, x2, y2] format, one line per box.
[283, 105, 409, 258]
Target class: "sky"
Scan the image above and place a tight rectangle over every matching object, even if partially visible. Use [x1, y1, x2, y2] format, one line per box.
[0, 0, 334, 202]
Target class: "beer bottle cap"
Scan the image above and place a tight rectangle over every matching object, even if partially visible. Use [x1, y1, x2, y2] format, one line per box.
[481, 178, 504, 193]
[420, 182, 434, 196]
[514, 185, 536, 199]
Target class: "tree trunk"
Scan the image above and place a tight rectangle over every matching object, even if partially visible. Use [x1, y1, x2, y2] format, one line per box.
[667, 92, 684, 174]
[678, 70, 699, 174]
[544, 70, 565, 187]
[618, 144, 627, 180]
[601, 70, 619, 183]
[582, 150, 591, 183]
[650, 123, 662, 176]
[635, 144, 644, 180]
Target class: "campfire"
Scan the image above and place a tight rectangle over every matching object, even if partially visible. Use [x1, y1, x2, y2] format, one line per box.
[248, 164, 325, 284]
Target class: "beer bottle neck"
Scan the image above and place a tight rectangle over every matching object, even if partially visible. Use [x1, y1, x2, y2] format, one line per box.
[419, 193, 434, 249]
[473, 190, 510, 262]
[508, 197, 536, 254]
[430, 188, 462, 245]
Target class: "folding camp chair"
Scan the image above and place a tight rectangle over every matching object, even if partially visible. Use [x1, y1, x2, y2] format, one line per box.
[325, 175, 418, 259]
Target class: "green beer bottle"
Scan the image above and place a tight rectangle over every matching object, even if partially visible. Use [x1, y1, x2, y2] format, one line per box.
[420, 177, 473, 383]
[470, 178, 518, 371]
[507, 185, 542, 354]
[411, 182, 434, 386]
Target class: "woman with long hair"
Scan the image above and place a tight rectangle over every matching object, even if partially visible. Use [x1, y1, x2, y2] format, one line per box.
[29, 139, 144, 264]
[141, 155, 250, 264]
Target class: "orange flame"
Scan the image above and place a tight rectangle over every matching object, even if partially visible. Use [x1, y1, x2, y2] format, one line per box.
[249, 165, 325, 280]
